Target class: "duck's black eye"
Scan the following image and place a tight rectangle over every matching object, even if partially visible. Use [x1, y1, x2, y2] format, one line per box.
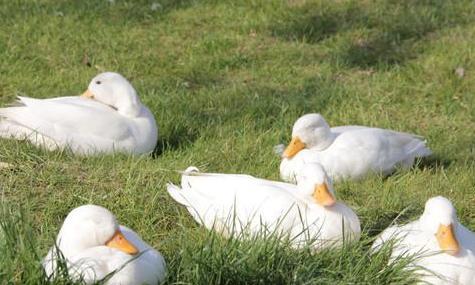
[96, 81, 101, 85]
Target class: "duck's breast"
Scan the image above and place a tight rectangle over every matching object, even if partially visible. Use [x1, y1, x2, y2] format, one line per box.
[126, 106, 158, 154]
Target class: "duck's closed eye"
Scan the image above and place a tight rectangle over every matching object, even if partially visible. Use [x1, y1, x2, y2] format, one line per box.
[96, 81, 101, 85]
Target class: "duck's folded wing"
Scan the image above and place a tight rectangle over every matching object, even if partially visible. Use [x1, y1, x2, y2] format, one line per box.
[335, 128, 431, 169]
[331, 125, 368, 134]
[371, 222, 415, 253]
[458, 225, 475, 252]
[385, 129, 431, 157]
[0, 97, 131, 150]
[180, 169, 258, 197]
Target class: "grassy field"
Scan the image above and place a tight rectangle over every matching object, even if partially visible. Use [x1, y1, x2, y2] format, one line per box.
[1, 0, 475, 284]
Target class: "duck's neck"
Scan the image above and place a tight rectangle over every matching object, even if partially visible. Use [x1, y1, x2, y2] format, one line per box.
[55, 233, 97, 258]
[113, 88, 142, 117]
[117, 100, 142, 117]
[308, 131, 337, 151]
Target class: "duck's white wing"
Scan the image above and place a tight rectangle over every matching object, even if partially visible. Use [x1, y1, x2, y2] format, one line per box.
[0, 96, 133, 153]
[331, 203, 361, 239]
[169, 170, 296, 210]
[371, 225, 401, 251]
[379, 129, 430, 155]
[331, 125, 368, 134]
[176, 167, 295, 200]
[457, 224, 475, 252]
[42, 245, 112, 283]
[68, 246, 161, 285]
[323, 128, 431, 178]
[167, 169, 305, 235]
[67, 247, 112, 283]
[371, 220, 419, 253]
[367, 128, 431, 169]
[350, 128, 431, 157]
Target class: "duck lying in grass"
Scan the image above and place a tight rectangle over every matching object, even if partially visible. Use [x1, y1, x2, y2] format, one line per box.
[167, 163, 360, 249]
[43, 205, 166, 285]
[0, 72, 157, 155]
[280, 113, 431, 182]
[372, 196, 475, 284]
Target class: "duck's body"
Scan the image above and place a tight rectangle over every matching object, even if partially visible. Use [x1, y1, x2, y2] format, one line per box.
[167, 166, 360, 248]
[280, 114, 431, 182]
[281, 126, 431, 182]
[43, 205, 166, 285]
[0, 73, 158, 155]
[372, 197, 475, 284]
[55, 226, 165, 285]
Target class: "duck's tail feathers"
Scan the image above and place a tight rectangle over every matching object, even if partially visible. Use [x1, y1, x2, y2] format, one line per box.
[0, 116, 30, 140]
[0, 106, 37, 138]
[387, 130, 432, 158]
[405, 138, 432, 158]
[166, 183, 190, 207]
[181, 166, 200, 175]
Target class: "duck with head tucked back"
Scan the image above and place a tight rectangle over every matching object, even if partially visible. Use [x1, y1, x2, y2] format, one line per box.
[0, 72, 158, 155]
[280, 113, 431, 182]
[372, 196, 475, 285]
[167, 163, 360, 249]
[43, 205, 166, 285]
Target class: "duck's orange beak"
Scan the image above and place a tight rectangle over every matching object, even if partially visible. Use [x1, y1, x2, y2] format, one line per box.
[81, 89, 94, 99]
[436, 224, 459, 256]
[313, 183, 335, 207]
[106, 230, 139, 255]
[283, 136, 305, 158]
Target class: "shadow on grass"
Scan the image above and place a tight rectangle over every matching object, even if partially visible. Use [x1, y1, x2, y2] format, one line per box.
[417, 155, 452, 170]
[270, 0, 474, 69]
[213, 75, 348, 129]
[271, 1, 364, 43]
[364, 206, 420, 238]
[152, 125, 199, 157]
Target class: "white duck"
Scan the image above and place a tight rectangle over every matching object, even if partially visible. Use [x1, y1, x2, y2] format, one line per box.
[280, 113, 431, 182]
[372, 196, 475, 284]
[167, 164, 360, 248]
[0, 72, 158, 155]
[43, 205, 166, 284]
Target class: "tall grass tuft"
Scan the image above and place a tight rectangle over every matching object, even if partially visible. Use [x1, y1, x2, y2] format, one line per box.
[0, 204, 83, 284]
[164, 225, 421, 285]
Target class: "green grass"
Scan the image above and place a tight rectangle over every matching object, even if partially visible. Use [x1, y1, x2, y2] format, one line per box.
[1, 0, 475, 284]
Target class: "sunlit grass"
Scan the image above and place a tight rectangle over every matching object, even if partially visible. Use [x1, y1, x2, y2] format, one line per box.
[1, 0, 475, 284]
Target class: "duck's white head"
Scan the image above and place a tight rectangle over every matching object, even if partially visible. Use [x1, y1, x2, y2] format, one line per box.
[283, 114, 335, 158]
[295, 163, 336, 207]
[81, 72, 142, 117]
[419, 196, 460, 255]
[55, 205, 139, 258]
